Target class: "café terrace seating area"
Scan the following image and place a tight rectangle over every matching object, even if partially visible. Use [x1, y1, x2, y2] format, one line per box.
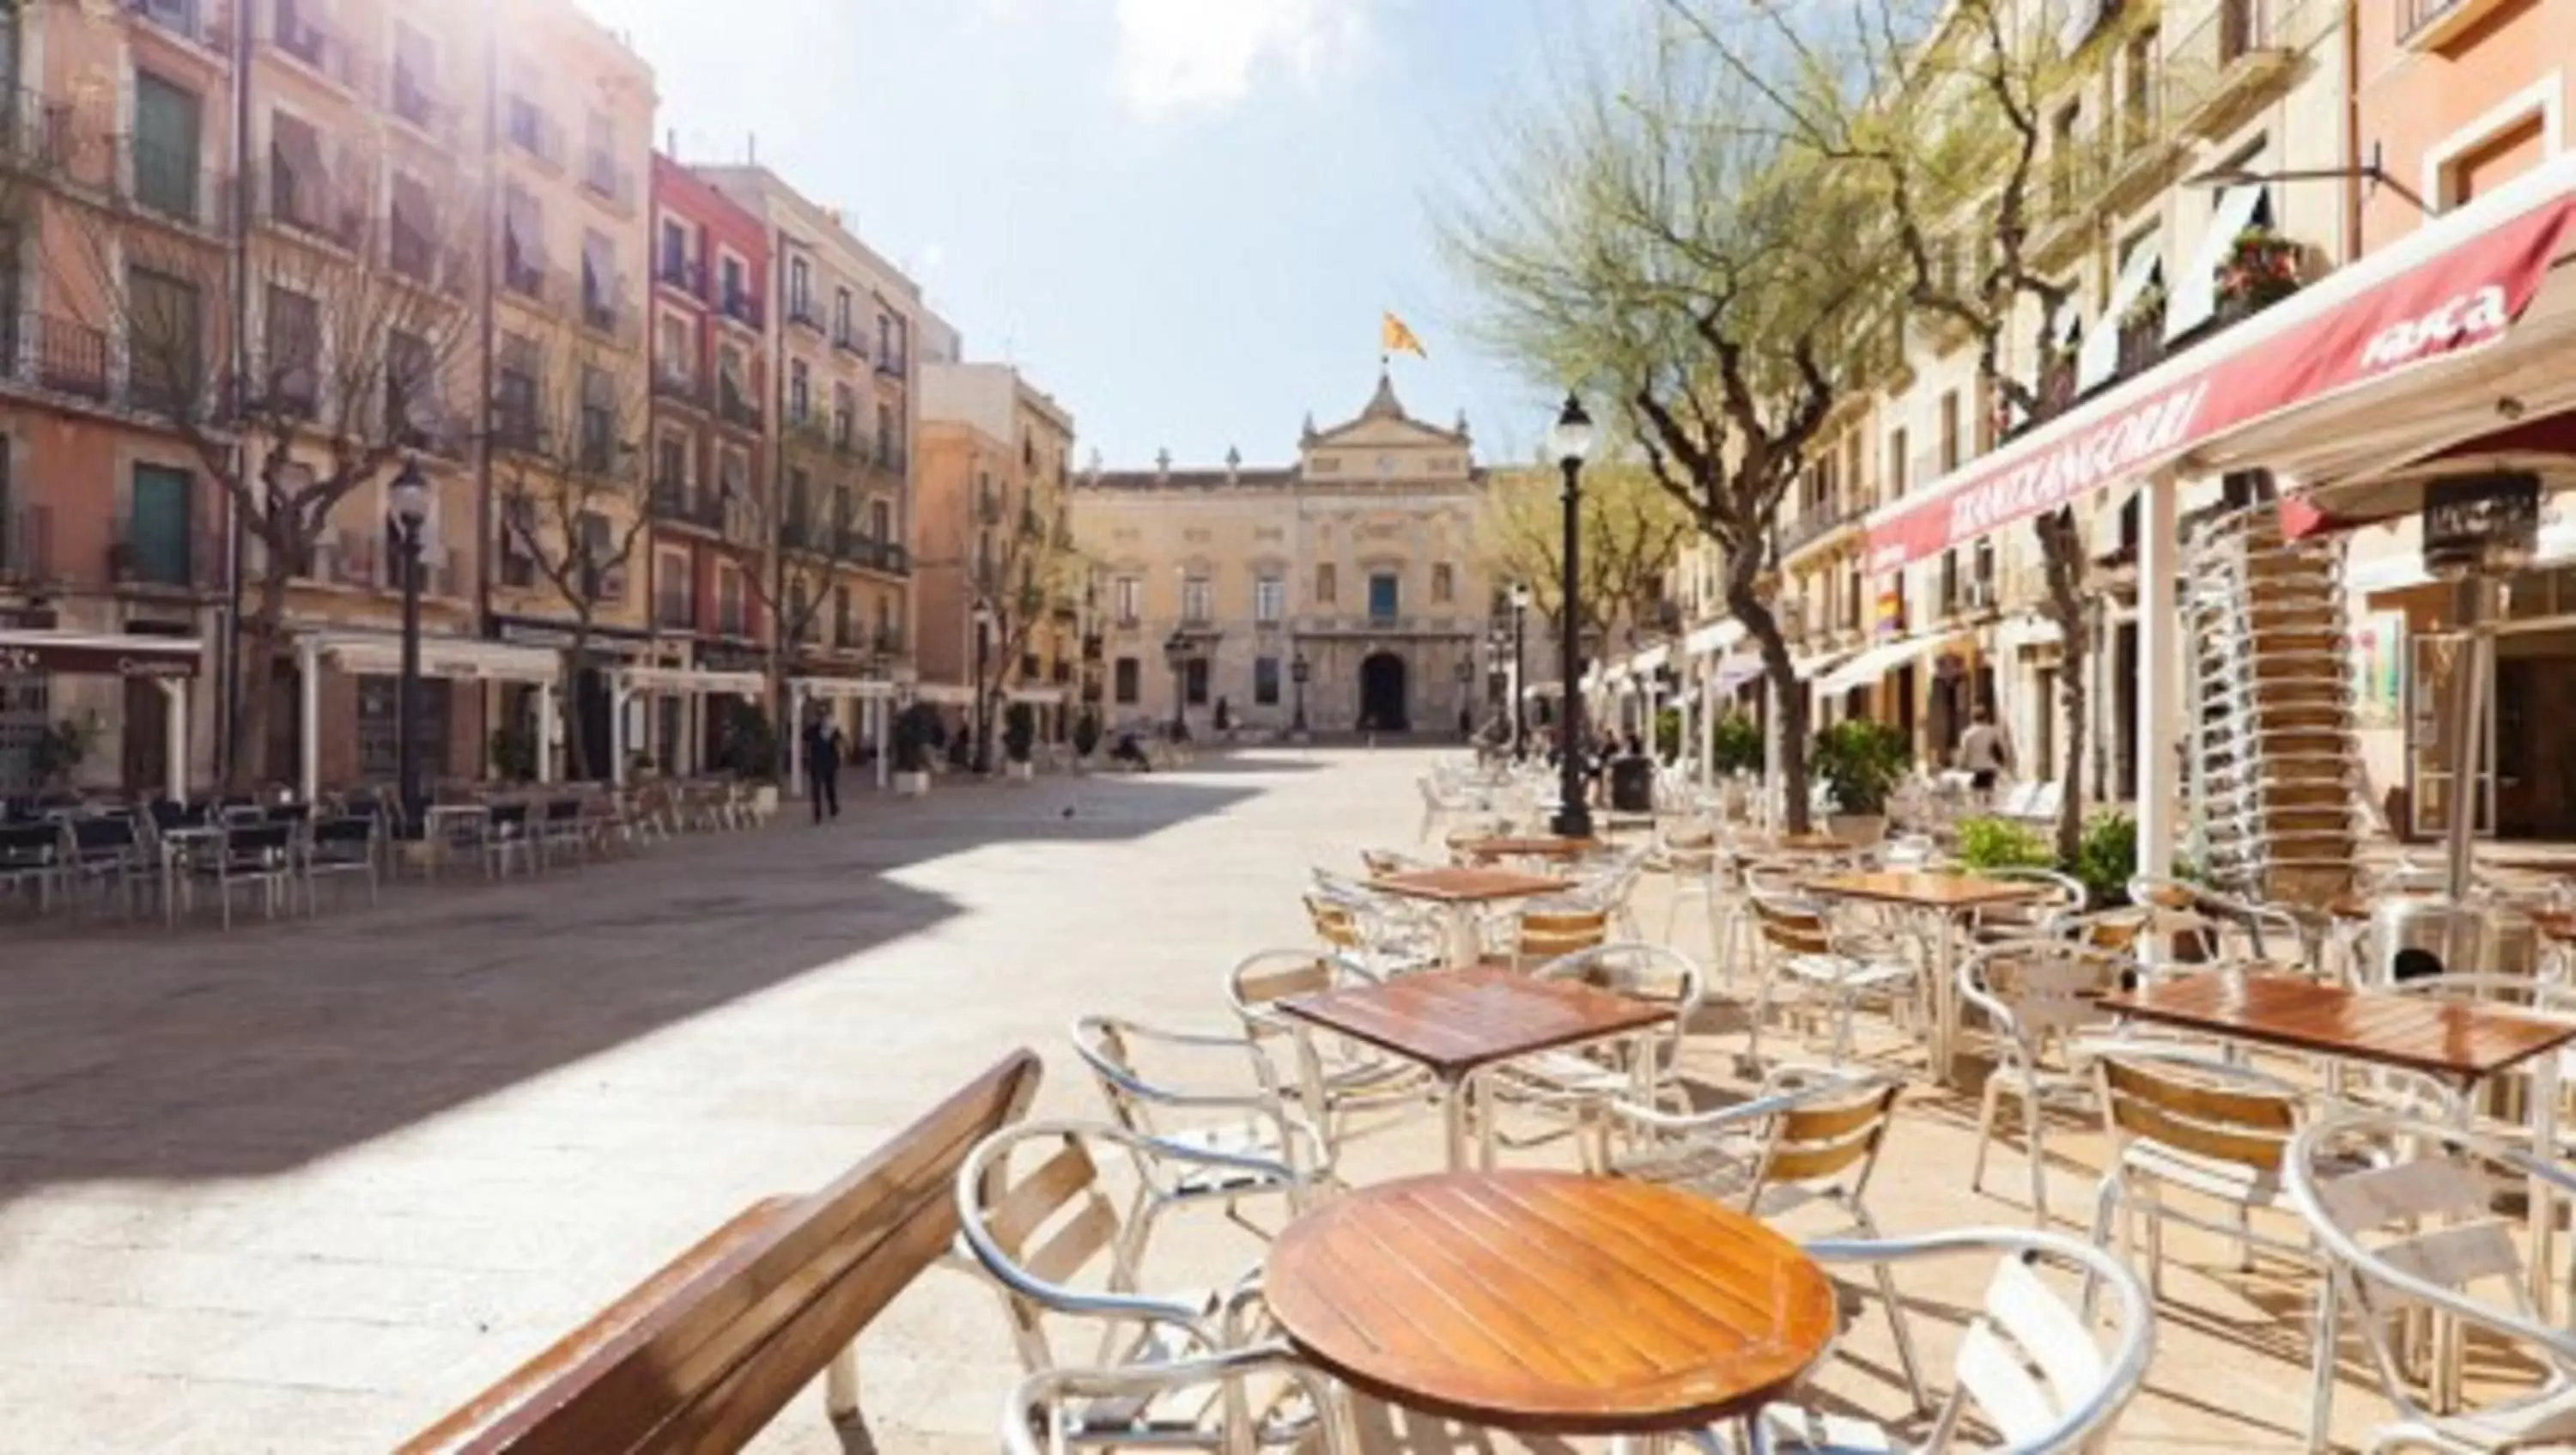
[0, 776, 776, 931]
[941, 756, 2576, 1453]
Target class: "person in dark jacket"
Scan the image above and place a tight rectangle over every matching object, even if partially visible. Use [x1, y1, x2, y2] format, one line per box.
[802, 710, 844, 823]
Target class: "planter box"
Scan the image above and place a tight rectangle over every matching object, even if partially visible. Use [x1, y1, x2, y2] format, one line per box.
[750, 783, 778, 815]
[1826, 813, 1888, 846]
[1004, 760, 1035, 781]
[893, 770, 931, 797]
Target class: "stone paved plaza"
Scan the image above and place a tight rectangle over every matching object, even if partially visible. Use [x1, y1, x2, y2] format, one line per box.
[0, 750, 2470, 1452]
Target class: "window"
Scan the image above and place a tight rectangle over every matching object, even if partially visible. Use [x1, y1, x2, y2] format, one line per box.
[658, 218, 688, 283]
[269, 109, 329, 234]
[654, 434, 686, 492]
[125, 463, 192, 585]
[357, 676, 450, 781]
[1315, 563, 1337, 606]
[1254, 656, 1280, 706]
[1431, 563, 1454, 605]
[498, 493, 536, 587]
[869, 499, 891, 542]
[1181, 575, 1212, 624]
[835, 288, 854, 345]
[1367, 572, 1400, 621]
[1183, 658, 1209, 706]
[264, 284, 319, 416]
[876, 401, 896, 463]
[126, 265, 201, 415]
[2121, 27, 2159, 146]
[834, 584, 853, 646]
[582, 110, 616, 196]
[502, 185, 544, 295]
[580, 229, 616, 323]
[390, 172, 436, 280]
[832, 383, 855, 447]
[656, 314, 688, 379]
[717, 343, 747, 408]
[386, 329, 434, 441]
[391, 23, 437, 126]
[1113, 575, 1141, 625]
[2050, 101, 2081, 208]
[1887, 427, 1910, 496]
[1938, 392, 1961, 472]
[717, 563, 746, 636]
[2442, 113, 2549, 208]
[1114, 657, 1140, 704]
[719, 254, 747, 313]
[579, 365, 614, 473]
[789, 256, 811, 316]
[132, 71, 203, 222]
[788, 359, 810, 423]
[1254, 575, 1284, 623]
[654, 550, 691, 629]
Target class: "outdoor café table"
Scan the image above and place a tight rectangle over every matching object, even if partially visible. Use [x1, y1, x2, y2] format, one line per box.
[1370, 865, 1571, 968]
[1448, 833, 1597, 869]
[1279, 964, 1674, 1168]
[422, 803, 490, 874]
[1265, 1170, 1835, 1445]
[2100, 970, 2576, 1317]
[1803, 871, 2048, 1086]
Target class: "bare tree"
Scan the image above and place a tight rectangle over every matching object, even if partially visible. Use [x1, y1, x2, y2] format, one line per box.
[741, 421, 866, 738]
[1444, 39, 1893, 831]
[492, 335, 650, 780]
[43, 118, 479, 788]
[1477, 458, 1699, 648]
[1668, 0, 2136, 860]
[920, 476, 1085, 767]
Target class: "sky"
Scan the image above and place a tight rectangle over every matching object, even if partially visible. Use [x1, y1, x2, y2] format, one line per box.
[580, 0, 1599, 471]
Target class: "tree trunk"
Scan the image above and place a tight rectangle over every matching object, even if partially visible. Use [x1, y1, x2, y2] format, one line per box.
[2035, 512, 2089, 866]
[1728, 583, 1812, 834]
[562, 632, 594, 782]
[225, 558, 293, 794]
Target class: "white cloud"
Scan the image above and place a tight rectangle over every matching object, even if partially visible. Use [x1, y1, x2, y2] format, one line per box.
[1112, 0, 1371, 118]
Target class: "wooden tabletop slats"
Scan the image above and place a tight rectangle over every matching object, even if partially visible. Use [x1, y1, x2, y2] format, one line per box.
[1280, 965, 1674, 1081]
[1450, 836, 1599, 862]
[1370, 867, 1572, 904]
[1804, 871, 2051, 910]
[2099, 972, 2576, 1081]
[1267, 1172, 1835, 1434]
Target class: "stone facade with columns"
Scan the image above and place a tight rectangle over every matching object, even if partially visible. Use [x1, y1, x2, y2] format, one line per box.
[1068, 375, 1494, 738]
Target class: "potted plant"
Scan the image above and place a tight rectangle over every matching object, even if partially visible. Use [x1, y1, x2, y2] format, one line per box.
[890, 703, 937, 796]
[31, 713, 99, 788]
[490, 722, 539, 782]
[1953, 816, 2056, 875]
[2117, 280, 2166, 376]
[1001, 701, 1037, 781]
[719, 706, 781, 813]
[1710, 712, 1764, 776]
[2217, 225, 2302, 320]
[2074, 810, 2139, 910]
[1810, 718, 1909, 843]
[1653, 706, 1683, 764]
[1072, 709, 1102, 770]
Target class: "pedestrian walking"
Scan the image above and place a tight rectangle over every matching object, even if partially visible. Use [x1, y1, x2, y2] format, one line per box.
[1957, 702, 2013, 794]
[803, 710, 844, 823]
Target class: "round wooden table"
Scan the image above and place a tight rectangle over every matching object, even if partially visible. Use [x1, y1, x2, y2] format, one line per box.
[1265, 1171, 1835, 1437]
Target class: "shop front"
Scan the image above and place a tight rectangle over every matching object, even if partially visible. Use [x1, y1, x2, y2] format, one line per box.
[290, 631, 564, 801]
[0, 630, 202, 801]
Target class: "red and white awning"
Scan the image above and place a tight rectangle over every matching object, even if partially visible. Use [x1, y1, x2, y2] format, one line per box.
[1864, 152, 2576, 572]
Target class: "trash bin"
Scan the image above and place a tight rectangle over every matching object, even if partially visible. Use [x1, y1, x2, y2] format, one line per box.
[1608, 754, 1655, 813]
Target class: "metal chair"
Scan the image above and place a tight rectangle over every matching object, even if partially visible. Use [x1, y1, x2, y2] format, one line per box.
[1475, 941, 1705, 1170]
[1747, 891, 1922, 1069]
[1608, 1066, 1927, 1412]
[483, 801, 537, 877]
[1715, 1227, 2157, 1455]
[64, 815, 150, 920]
[1957, 939, 2136, 1223]
[999, 1346, 1345, 1454]
[1223, 948, 1432, 1152]
[186, 821, 296, 929]
[957, 1121, 1330, 1453]
[1504, 901, 1612, 971]
[1968, 866, 2087, 943]
[0, 820, 66, 914]
[2287, 1112, 2576, 1454]
[302, 814, 381, 911]
[1070, 1016, 1330, 1235]
[537, 797, 588, 867]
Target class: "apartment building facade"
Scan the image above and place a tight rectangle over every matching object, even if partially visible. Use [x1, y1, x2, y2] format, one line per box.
[916, 362, 1081, 738]
[696, 163, 920, 753]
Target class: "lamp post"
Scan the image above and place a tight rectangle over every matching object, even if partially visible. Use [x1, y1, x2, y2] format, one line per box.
[1548, 393, 1595, 837]
[1291, 653, 1310, 737]
[1163, 629, 1188, 740]
[1454, 657, 1473, 740]
[1510, 583, 1530, 757]
[970, 599, 993, 774]
[386, 455, 431, 835]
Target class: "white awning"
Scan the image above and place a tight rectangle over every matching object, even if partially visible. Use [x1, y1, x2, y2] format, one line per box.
[2079, 234, 2164, 393]
[1817, 632, 1950, 695]
[2348, 518, 2576, 594]
[793, 676, 898, 701]
[913, 682, 978, 707]
[2164, 182, 2269, 342]
[1714, 654, 1765, 691]
[304, 630, 560, 684]
[1627, 644, 1671, 676]
[1683, 618, 1743, 657]
[1994, 614, 2063, 650]
[1005, 686, 1067, 705]
[1790, 644, 1853, 680]
[617, 666, 764, 697]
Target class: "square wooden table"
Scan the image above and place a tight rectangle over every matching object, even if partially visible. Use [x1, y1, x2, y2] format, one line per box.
[1446, 834, 1598, 868]
[1370, 866, 1572, 967]
[2102, 971, 2576, 1312]
[1803, 872, 2049, 1083]
[1279, 963, 1674, 1166]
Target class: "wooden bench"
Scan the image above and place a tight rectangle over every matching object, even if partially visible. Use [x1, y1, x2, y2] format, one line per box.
[401, 1048, 1043, 1454]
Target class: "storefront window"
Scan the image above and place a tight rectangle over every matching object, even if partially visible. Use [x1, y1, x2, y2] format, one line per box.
[356, 674, 452, 782]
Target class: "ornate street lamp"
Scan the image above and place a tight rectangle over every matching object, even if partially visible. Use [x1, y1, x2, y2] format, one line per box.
[1290, 653, 1310, 737]
[386, 455, 431, 835]
[1162, 629, 1189, 740]
[970, 599, 994, 774]
[1548, 393, 1595, 837]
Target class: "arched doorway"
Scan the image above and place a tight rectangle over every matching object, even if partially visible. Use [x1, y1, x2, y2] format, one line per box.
[1359, 652, 1408, 732]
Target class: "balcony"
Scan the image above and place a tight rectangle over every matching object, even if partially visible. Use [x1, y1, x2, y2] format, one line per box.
[125, 134, 233, 234]
[2164, 0, 2318, 142]
[654, 253, 704, 299]
[501, 243, 548, 302]
[831, 326, 867, 360]
[719, 289, 764, 332]
[1777, 494, 1870, 563]
[786, 295, 826, 336]
[256, 162, 365, 251]
[874, 346, 907, 380]
[389, 65, 452, 140]
[649, 477, 728, 533]
[2026, 141, 2106, 270]
[268, 6, 367, 95]
[653, 591, 693, 632]
[2402, 0, 2512, 49]
[108, 531, 202, 592]
[129, 0, 233, 58]
[873, 442, 909, 478]
[580, 149, 635, 213]
[503, 94, 564, 169]
[388, 228, 470, 300]
[579, 287, 640, 348]
[715, 379, 763, 433]
[714, 607, 750, 640]
[651, 367, 710, 415]
[1, 504, 53, 582]
[21, 314, 110, 403]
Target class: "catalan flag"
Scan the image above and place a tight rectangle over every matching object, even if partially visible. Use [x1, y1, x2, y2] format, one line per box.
[1381, 311, 1427, 360]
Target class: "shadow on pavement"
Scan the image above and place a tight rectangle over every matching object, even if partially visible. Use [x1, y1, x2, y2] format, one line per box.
[0, 770, 1262, 1208]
